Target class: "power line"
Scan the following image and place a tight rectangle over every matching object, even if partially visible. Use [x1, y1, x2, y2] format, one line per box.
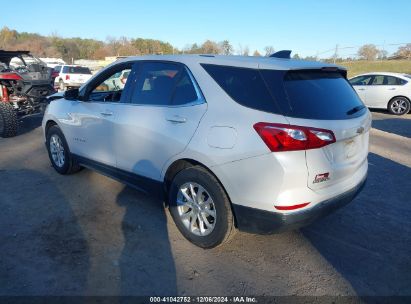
[313, 42, 410, 58]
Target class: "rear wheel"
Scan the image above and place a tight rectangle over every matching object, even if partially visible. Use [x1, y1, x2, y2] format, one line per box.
[46, 125, 81, 174]
[388, 97, 410, 115]
[0, 102, 18, 138]
[168, 166, 236, 248]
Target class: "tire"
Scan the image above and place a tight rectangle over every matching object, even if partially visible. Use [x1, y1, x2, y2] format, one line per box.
[46, 125, 81, 174]
[388, 97, 410, 115]
[0, 102, 18, 138]
[168, 166, 236, 248]
[59, 80, 66, 92]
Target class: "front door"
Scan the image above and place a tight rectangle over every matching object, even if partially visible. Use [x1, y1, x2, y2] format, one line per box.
[64, 63, 133, 167]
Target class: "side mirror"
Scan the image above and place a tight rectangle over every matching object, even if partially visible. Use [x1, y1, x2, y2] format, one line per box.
[64, 88, 79, 100]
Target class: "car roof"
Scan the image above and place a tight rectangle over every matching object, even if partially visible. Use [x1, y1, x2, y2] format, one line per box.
[352, 72, 409, 78]
[0, 50, 31, 64]
[115, 54, 346, 71]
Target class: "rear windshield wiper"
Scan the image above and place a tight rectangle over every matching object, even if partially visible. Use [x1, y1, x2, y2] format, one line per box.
[346, 105, 365, 115]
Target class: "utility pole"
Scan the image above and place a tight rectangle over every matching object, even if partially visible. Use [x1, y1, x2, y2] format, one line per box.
[333, 44, 339, 64]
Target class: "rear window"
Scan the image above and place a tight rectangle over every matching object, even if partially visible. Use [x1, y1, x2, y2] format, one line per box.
[202, 64, 365, 119]
[62, 66, 91, 74]
[262, 70, 366, 120]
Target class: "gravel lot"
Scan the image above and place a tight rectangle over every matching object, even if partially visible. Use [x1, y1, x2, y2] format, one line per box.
[0, 110, 410, 297]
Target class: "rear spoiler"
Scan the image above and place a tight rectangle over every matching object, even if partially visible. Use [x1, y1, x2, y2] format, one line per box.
[269, 50, 292, 59]
[321, 66, 347, 78]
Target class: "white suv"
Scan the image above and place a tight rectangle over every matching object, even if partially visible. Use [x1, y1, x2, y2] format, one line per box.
[42, 54, 370, 248]
[53, 65, 93, 91]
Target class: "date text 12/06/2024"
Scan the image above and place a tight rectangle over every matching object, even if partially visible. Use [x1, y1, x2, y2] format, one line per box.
[149, 296, 257, 303]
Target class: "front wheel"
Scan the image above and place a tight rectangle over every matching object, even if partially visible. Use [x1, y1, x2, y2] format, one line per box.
[168, 166, 236, 248]
[0, 102, 18, 138]
[388, 97, 410, 115]
[46, 125, 81, 174]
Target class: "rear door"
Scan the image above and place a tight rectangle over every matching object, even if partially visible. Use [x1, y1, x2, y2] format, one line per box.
[366, 75, 391, 107]
[367, 75, 408, 108]
[113, 61, 207, 181]
[262, 69, 371, 192]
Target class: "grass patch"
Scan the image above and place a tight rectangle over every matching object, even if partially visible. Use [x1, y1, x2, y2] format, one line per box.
[335, 60, 411, 78]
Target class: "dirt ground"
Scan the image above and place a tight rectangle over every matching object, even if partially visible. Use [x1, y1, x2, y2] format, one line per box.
[0, 110, 410, 298]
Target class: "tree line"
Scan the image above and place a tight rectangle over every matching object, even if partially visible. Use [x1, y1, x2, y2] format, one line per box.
[0, 27, 278, 61]
[0, 27, 410, 62]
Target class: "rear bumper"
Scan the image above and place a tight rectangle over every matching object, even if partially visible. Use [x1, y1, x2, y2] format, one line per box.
[65, 83, 83, 88]
[232, 176, 367, 234]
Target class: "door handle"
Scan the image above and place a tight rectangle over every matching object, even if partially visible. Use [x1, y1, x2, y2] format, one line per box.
[357, 88, 366, 91]
[100, 111, 113, 116]
[388, 88, 396, 90]
[166, 115, 187, 123]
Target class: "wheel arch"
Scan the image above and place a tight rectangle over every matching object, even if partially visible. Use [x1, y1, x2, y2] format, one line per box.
[387, 95, 411, 114]
[45, 119, 58, 135]
[388, 95, 410, 106]
[162, 158, 238, 226]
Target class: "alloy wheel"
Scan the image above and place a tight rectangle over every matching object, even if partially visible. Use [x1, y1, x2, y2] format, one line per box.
[176, 182, 217, 236]
[49, 134, 65, 167]
[390, 98, 408, 114]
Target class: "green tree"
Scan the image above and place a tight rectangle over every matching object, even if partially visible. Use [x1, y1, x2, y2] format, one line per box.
[220, 40, 233, 55]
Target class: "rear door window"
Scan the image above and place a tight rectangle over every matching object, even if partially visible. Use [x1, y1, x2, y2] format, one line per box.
[130, 62, 199, 106]
[262, 70, 366, 120]
[171, 69, 199, 105]
[371, 75, 384, 85]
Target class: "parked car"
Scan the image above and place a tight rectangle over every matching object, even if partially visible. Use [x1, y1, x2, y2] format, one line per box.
[42, 54, 370, 248]
[111, 69, 130, 89]
[53, 65, 92, 91]
[0, 50, 55, 137]
[349, 72, 411, 115]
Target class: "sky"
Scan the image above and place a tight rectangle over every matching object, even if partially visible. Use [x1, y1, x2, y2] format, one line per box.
[1, 0, 410, 58]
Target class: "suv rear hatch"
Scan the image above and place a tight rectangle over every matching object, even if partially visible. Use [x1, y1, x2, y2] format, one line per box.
[261, 69, 370, 192]
[63, 66, 92, 84]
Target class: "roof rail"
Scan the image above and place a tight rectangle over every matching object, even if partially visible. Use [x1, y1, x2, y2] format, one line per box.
[269, 50, 292, 59]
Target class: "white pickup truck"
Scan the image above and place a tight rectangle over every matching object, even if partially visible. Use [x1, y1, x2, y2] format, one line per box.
[53, 65, 92, 91]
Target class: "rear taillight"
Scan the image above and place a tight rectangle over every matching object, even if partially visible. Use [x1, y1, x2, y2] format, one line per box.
[0, 73, 22, 80]
[51, 71, 59, 78]
[120, 77, 127, 84]
[65, 74, 70, 80]
[253, 122, 336, 152]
